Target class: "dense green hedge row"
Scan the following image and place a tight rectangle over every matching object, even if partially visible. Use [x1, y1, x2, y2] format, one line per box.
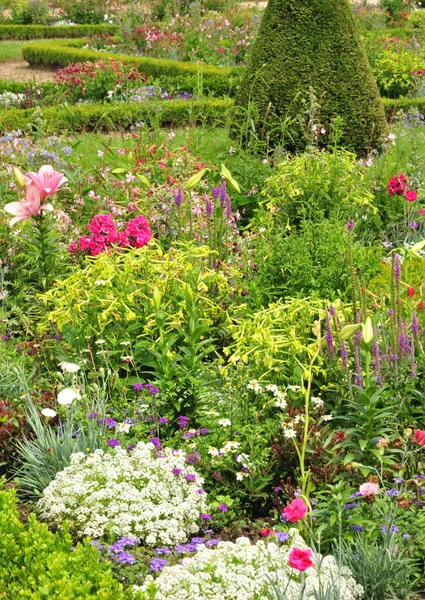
[382, 96, 425, 118]
[0, 98, 233, 133]
[22, 41, 243, 97]
[0, 24, 117, 39]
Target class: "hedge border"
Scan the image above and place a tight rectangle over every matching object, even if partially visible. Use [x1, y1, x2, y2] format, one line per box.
[0, 24, 118, 40]
[383, 96, 425, 118]
[0, 98, 234, 133]
[21, 40, 243, 96]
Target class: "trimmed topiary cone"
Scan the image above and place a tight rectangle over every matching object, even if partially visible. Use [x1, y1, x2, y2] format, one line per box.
[235, 0, 387, 154]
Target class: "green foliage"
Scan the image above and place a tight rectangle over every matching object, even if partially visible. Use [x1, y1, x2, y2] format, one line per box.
[235, 0, 387, 153]
[0, 483, 130, 598]
[21, 40, 243, 96]
[0, 24, 117, 38]
[407, 8, 425, 27]
[0, 98, 233, 134]
[59, 0, 108, 24]
[11, 0, 49, 25]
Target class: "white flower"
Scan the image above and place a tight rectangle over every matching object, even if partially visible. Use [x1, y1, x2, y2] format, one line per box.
[120, 341, 131, 346]
[59, 361, 80, 374]
[236, 472, 247, 481]
[134, 530, 364, 600]
[323, 415, 333, 422]
[311, 396, 324, 408]
[223, 440, 240, 452]
[294, 414, 304, 424]
[57, 388, 80, 405]
[287, 385, 301, 392]
[95, 339, 106, 345]
[116, 422, 132, 433]
[97, 150, 104, 157]
[173, 449, 186, 459]
[41, 408, 57, 418]
[37, 443, 208, 546]
[94, 280, 106, 286]
[208, 447, 219, 457]
[283, 427, 297, 439]
[247, 380, 263, 393]
[275, 397, 287, 410]
[218, 419, 231, 427]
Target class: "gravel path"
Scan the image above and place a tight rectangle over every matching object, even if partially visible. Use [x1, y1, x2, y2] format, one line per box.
[0, 59, 56, 83]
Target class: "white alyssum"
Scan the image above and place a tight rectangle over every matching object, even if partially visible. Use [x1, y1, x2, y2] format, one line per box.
[37, 442, 208, 545]
[134, 532, 363, 600]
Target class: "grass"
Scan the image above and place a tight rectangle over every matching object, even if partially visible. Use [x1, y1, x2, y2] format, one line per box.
[0, 39, 65, 62]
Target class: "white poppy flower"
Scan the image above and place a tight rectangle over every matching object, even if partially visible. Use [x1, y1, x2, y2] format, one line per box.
[57, 388, 80, 405]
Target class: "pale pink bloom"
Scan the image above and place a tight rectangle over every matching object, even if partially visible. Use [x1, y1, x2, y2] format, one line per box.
[24, 165, 67, 200]
[359, 482, 379, 497]
[4, 186, 53, 227]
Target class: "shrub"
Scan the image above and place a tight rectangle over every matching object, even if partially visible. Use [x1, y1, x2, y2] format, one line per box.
[407, 8, 425, 27]
[134, 533, 364, 600]
[234, 0, 387, 154]
[0, 484, 130, 598]
[11, 0, 49, 25]
[59, 0, 108, 24]
[0, 24, 117, 38]
[37, 442, 208, 545]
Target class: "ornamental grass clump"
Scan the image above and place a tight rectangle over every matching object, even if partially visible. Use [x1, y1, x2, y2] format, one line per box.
[134, 531, 363, 600]
[37, 442, 208, 545]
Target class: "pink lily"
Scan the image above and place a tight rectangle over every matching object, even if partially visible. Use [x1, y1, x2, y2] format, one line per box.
[24, 165, 67, 200]
[4, 185, 53, 227]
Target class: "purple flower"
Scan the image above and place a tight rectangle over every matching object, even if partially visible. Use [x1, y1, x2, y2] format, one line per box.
[115, 551, 135, 564]
[159, 417, 169, 424]
[205, 197, 213, 217]
[197, 488, 205, 495]
[344, 502, 360, 510]
[387, 309, 395, 317]
[341, 340, 348, 368]
[132, 383, 144, 391]
[185, 473, 196, 482]
[172, 468, 183, 476]
[205, 538, 221, 547]
[186, 452, 200, 464]
[174, 188, 183, 207]
[155, 547, 172, 555]
[218, 503, 228, 512]
[149, 437, 161, 447]
[87, 412, 99, 419]
[350, 525, 364, 532]
[386, 488, 399, 497]
[412, 312, 419, 336]
[201, 513, 212, 520]
[403, 533, 411, 539]
[148, 386, 160, 395]
[393, 477, 405, 483]
[276, 531, 289, 543]
[346, 220, 355, 231]
[98, 417, 118, 429]
[150, 558, 168, 571]
[177, 415, 190, 428]
[408, 221, 419, 229]
[325, 308, 335, 354]
[200, 428, 209, 436]
[107, 439, 119, 448]
[394, 254, 401, 281]
[90, 541, 104, 550]
[191, 537, 205, 544]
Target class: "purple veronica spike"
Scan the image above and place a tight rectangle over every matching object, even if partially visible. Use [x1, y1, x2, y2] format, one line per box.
[205, 198, 213, 217]
[174, 188, 182, 207]
[412, 312, 419, 337]
[325, 309, 335, 353]
[394, 254, 401, 281]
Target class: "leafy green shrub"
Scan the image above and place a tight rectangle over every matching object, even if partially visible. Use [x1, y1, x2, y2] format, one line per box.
[59, 0, 108, 24]
[0, 484, 130, 598]
[11, 0, 49, 25]
[407, 8, 425, 27]
[235, 0, 387, 153]
[0, 24, 117, 38]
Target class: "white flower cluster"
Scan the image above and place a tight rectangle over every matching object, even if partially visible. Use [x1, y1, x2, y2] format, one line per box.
[37, 442, 208, 545]
[134, 530, 363, 600]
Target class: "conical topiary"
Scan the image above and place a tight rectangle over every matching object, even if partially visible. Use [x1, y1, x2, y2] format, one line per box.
[234, 0, 387, 154]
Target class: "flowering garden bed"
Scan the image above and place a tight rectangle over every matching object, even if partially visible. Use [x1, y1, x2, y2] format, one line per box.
[2, 1, 425, 599]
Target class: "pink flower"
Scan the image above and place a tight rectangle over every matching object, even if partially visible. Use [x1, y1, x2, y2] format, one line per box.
[283, 498, 308, 523]
[359, 482, 379, 496]
[4, 185, 53, 227]
[24, 165, 67, 200]
[387, 174, 406, 196]
[405, 190, 417, 202]
[415, 430, 425, 446]
[288, 547, 314, 571]
[124, 215, 152, 249]
[408, 286, 415, 299]
[259, 527, 273, 538]
[218, 47, 225, 54]
[419, 209, 425, 215]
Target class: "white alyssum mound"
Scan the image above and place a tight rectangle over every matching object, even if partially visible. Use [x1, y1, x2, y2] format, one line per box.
[134, 530, 363, 600]
[38, 442, 208, 546]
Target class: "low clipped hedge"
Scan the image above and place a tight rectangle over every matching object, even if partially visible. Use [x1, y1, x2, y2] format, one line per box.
[0, 98, 233, 133]
[0, 24, 117, 39]
[22, 40, 243, 97]
[383, 96, 425, 118]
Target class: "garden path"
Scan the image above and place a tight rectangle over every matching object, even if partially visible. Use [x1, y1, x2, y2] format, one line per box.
[0, 58, 55, 82]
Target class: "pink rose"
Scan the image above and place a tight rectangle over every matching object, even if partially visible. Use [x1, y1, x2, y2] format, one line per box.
[359, 482, 379, 496]
[283, 498, 308, 523]
[288, 547, 314, 571]
[415, 430, 425, 446]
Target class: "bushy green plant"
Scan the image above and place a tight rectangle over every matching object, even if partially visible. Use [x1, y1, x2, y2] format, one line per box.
[235, 0, 387, 153]
[11, 0, 49, 24]
[0, 483, 130, 598]
[59, 0, 108, 24]
[407, 8, 425, 27]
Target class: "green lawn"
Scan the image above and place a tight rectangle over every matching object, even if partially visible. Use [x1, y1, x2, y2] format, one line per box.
[0, 39, 61, 62]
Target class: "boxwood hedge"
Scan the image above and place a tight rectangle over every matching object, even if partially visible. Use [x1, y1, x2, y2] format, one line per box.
[0, 24, 117, 39]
